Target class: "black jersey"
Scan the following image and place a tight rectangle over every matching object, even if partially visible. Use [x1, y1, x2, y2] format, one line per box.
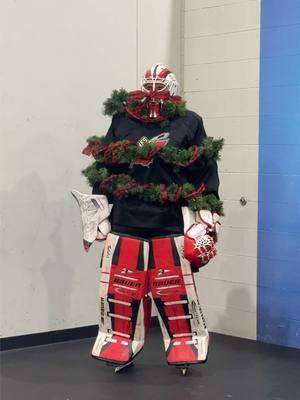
[92, 111, 220, 236]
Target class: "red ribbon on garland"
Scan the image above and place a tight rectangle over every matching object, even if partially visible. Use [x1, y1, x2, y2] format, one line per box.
[98, 174, 207, 205]
[103, 140, 136, 164]
[82, 140, 106, 157]
[82, 137, 202, 169]
[173, 185, 183, 202]
[133, 140, 167, 166]
[175, 145, 200, 167]
[125, 90, 182, 123]
[184, 183, 206, 200]
[159, 184, 169, 204]
[127, 90, 182, 104]
[99, 174, 130, 192]
[115, 180, 137, 200]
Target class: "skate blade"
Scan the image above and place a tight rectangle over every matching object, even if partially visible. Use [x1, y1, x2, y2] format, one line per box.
[114, 360, 134, 373]
[167, 348, 209, 367]
[175, 364, 189, 376]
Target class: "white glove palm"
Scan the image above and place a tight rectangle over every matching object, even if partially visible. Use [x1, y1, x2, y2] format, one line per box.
[71, 190, 112, 252]
[195, 209, 221, 243]
[182, 207, 221, 241]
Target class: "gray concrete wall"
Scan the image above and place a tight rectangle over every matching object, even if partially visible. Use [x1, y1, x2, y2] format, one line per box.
[0, 0, 181, 338]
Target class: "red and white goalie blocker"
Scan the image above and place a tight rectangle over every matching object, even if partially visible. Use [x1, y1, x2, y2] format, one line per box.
[72, 190, 221, 368]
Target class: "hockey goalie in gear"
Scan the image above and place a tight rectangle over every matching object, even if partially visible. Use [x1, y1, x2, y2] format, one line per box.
[91, 232, 151, 365]
[149, 235, 209, 365]
[78, 62, 223, 372]
[125, 64, 182, 123]
[183, 210, 221, 269]
[71, 190, 112, 252]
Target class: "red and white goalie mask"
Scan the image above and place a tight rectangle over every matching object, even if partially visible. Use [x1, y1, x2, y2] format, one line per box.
[141, 64, 179, 97]
[126, 64, 181, 122]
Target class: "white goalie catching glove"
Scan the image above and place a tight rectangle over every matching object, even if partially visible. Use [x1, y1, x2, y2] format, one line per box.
[181, 207, 221, 270]
[71, 189, 112, 252]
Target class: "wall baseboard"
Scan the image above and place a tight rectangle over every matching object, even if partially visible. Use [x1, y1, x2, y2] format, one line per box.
[0, 317, 159, 351]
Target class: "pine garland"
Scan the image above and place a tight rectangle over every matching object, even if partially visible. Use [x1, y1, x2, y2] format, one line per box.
[103, 88, 128, 116]
[201, 137, 224, 161]
[161, 100, 187, 118]
[187, 194, 224, 216]
[102, 89, 187, 125]
[81, 163, 108, 186]
[159, 144, 200, 166]
[103, 141, 137, 164]
[83, 89, 225, 215]
[81, 163, 224, 215]
[82, 135, 224, 167]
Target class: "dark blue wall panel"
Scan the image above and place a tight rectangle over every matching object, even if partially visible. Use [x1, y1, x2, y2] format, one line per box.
[258, 0, 300, 348]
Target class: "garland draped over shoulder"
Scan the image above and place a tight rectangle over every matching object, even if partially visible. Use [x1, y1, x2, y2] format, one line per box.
[81, 134, 225, 216]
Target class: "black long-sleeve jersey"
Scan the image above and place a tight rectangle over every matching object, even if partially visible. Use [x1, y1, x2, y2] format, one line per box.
[92, 110, 220, 237]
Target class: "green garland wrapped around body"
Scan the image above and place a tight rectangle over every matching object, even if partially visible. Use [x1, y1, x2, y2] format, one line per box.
[82, 162, 224, 216]
[82, 135, 224, 167]
[81, 89, 225, 215]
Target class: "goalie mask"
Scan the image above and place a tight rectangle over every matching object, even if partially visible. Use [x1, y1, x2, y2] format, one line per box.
[141, 64, 179, 97]
[125, 64, 182, 123]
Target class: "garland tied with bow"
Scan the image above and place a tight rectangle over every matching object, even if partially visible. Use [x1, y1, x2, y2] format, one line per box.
[102, 89, 187, 126]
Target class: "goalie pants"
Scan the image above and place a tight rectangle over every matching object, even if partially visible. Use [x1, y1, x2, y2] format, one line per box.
[91, 232, 209, 366]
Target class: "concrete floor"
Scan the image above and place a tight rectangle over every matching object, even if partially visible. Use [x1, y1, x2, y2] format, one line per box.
[1, 327, 300, 400]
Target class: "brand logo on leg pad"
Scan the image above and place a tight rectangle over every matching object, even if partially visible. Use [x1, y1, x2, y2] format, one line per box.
[113, 277, 141, 288]
[106, 245, 112, 258]
[100, 297, 105, 324]
[158, 268, 171, 275]
[153, 278, 182, 287]
[121, 267, 134, 274]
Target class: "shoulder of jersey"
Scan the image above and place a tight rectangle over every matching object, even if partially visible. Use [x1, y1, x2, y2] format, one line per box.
[180, 109, 203, 131]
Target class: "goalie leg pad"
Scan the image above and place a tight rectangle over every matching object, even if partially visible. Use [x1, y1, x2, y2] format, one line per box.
[149, 235, 209, 365]
[92, 232, 150, 364]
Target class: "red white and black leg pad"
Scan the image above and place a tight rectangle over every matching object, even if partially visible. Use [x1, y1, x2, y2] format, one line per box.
[149, 235, 209, 366]
[91, 232, 151, 366]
